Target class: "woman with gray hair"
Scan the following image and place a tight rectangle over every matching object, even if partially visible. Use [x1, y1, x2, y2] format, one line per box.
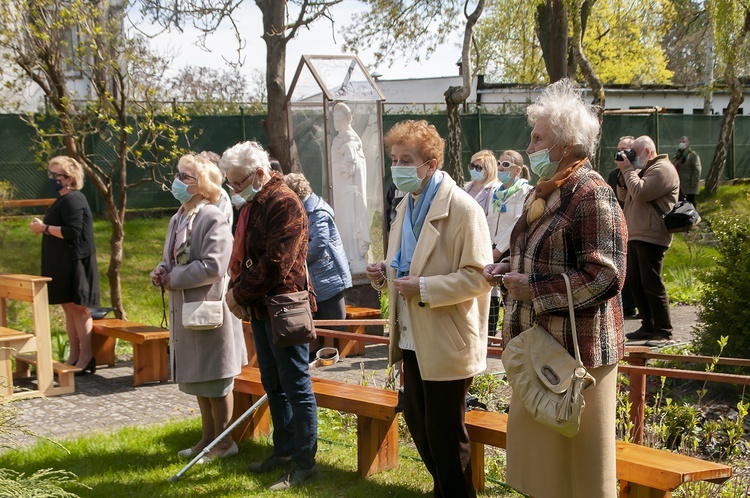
[220, 142, 319, 491]
[482, 79, 627, 498]
[150, 154, 247, 463]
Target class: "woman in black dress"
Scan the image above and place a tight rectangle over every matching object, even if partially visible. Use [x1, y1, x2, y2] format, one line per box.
[29, 156, 100, 374]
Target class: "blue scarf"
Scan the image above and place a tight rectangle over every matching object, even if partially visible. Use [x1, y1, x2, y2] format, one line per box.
[391, 171, 444, 278]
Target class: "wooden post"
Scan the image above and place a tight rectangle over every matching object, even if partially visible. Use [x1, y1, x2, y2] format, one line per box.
[627, 356, 647, 445]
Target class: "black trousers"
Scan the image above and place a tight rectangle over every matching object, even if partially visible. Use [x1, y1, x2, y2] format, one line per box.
[627, 240, 673, 336]
[402, 350, 476, 498]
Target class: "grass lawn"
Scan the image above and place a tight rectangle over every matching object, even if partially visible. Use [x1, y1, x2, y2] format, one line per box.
[0, 411, 519, 497]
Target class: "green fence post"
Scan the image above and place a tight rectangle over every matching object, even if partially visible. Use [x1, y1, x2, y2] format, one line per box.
[240, 106, 246, 142]
[654, 107, 660, 148]
[477, 105, 483, 151]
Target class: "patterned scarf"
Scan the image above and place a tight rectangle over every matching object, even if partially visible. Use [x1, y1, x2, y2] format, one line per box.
[526, 157, 587, 225]
[492, 178, 528, 213]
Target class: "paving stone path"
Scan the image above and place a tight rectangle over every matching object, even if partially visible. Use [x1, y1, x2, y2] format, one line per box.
[4, 305, 698, 451]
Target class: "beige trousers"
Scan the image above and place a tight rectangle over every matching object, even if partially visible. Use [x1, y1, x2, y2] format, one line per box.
[506, 363, 618, 498]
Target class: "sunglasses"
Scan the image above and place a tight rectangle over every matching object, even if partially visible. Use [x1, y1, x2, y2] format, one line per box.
[498, 161, 513, 169]
[468, 163, 484, 172]
[47, 171, 70, 180]
[175, 171, 196, 182]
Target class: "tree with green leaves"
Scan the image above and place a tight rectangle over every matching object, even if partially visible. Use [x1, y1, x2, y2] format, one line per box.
[140, 0, 342, 172]
[704, 0, 749, 196]
[0, 0, 190, 319]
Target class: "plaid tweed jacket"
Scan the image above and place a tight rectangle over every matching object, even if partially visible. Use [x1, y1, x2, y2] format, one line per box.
[502, 161, 627, 368]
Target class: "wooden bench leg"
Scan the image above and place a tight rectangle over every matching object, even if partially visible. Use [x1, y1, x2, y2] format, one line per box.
[231, 391, 271, 442]
[338, 325, 366, 358]
[1, 349, 13, 397]
[132, 340, 168, 387]
[356, 415, 399, 477]
[91, 333, 116, 367]
[620, 480, 670, 498]
[470, 441, 486, 493]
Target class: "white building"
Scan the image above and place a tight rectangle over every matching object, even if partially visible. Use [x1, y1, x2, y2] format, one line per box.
[374, 74, 749, 115]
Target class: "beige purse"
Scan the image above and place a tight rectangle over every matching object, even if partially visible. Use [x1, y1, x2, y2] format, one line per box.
[181, 277, 226, 331]
[501, 273, 596, 437]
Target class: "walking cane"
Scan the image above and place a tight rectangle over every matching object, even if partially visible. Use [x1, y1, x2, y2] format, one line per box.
[168, 393, 268, 483]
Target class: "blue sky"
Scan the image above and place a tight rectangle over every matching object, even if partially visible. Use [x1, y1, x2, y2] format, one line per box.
[137, 1, 463, 84]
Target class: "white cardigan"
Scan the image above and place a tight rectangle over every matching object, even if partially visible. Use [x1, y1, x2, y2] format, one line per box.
[486, 180, 534, 255]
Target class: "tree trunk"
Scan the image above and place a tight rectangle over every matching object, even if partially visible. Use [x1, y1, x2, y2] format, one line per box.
[445, 92, 464, 186]
[705, 72, 744, 195]
[536, 0, 568, 82]
[570, 0, 605, 169]
[258, 0, 295, 173]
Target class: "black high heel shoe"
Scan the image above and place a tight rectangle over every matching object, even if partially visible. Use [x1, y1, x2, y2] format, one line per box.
[75, 357, 96, 376]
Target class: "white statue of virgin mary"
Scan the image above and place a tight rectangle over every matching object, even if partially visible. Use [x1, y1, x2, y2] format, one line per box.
[330, 102, 370, 274]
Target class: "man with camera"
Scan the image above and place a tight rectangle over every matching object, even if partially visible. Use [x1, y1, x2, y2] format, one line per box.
[616, 135, 680, 344]
[673, 136, 702, 204]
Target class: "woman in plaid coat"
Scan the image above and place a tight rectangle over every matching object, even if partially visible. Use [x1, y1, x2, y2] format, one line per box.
[484, 79, 627, 498]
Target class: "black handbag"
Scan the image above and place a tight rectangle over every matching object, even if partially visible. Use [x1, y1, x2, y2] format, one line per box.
[650, 199, 701, 233]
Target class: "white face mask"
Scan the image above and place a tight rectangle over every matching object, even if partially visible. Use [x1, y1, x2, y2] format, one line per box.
[230, 194, 246, 208]
[677, 142, 687, 151]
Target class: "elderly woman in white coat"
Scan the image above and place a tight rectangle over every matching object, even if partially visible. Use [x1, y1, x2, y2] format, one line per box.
[366, 120, 491, 498]
[486, 150, 533, 335]
[150, 154, 247, 463]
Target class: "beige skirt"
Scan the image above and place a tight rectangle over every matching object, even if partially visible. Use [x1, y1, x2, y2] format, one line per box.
[506, 363, 618, 498]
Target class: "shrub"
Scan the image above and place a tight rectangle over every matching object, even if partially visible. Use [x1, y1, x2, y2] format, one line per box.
[693, 205, 750, 359]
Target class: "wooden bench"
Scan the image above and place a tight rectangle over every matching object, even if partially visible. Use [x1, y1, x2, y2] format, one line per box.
[232, 366, 400, 478]
[464, 409, 732, 497]
[91, 318, 169, 386]
[0, 198, 56, 210]
[0, 274, 71, 398]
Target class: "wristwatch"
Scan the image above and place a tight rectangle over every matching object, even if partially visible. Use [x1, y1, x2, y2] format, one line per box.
[44, 224, 50, 234]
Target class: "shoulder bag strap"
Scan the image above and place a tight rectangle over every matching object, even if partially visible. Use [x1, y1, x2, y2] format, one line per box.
[561, 273, 584, 368]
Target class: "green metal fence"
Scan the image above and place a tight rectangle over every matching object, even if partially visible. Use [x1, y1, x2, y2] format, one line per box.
[1, 112, 748, 213]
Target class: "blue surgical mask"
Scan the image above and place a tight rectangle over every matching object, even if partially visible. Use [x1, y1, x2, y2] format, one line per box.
[48, 178, 64, 192]
[391, 161, 429, 193]
[528, 148, 559, 179]
[469, 169, 485, 182]
[238, 172, 261, 202]
[497, 171, 512, 183]
[171, 178, 194, 204]
[230, 194, 246, 208]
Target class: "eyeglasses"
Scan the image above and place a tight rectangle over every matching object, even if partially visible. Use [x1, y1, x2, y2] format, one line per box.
[468, 163, 484, 172]
[498, 161, 512, 169]
[226, 172, 254, 191]
[175, 171, 196, 182]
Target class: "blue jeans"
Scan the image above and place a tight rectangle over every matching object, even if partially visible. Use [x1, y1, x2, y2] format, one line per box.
[251, 317, 318, 469]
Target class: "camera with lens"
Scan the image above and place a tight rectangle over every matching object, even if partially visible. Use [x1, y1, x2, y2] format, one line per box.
[614, 149, 636, 162]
